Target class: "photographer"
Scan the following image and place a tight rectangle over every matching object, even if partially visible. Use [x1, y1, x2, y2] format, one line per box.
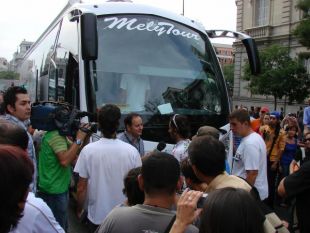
[170, 188, 265, 233]
[37, 120, 91, 231]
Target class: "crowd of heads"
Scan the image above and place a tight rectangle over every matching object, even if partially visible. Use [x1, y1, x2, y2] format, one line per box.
[1, 84, 308, 233]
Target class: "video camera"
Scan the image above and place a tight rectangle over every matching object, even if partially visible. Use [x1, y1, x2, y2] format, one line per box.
[31, 101, 97, 137]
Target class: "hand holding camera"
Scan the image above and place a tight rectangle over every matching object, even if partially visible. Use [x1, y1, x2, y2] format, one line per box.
[174, 189, 203, 228]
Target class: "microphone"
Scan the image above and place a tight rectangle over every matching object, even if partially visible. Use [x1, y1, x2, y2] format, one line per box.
[154, 141, 166, 152]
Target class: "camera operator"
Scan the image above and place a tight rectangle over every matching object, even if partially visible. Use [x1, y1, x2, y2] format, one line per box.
[37, 120, 91, 231]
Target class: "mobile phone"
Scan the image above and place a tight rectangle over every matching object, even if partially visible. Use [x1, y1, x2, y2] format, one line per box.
[197, 193, 208, 208]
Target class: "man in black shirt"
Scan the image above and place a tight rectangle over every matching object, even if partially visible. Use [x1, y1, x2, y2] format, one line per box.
[278, 132, 310, 233]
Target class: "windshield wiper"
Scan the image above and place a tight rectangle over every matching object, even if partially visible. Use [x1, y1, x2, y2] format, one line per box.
[200, 59, 215, 75]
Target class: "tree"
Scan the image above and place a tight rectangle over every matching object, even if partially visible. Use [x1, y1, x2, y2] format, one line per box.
[0, 71, 19, 80]
[294, 0, 310, 48]
[243, 44, 310, 110]
[223, 63, 234, 96]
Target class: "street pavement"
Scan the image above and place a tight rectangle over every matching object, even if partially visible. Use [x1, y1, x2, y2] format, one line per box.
[68, 198, 88, 233]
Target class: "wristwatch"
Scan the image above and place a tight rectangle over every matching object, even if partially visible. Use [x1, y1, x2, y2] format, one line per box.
[75, 139, 83, 145]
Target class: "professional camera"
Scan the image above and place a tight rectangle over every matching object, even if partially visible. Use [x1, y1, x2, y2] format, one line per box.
[31, 101, 97, 137]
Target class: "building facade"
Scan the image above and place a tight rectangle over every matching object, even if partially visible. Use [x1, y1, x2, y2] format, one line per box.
[0, 57, 8, 72]
[213, 43, 234, 66]
[233, 0, 309, 113]
[9, 39, 33, 72]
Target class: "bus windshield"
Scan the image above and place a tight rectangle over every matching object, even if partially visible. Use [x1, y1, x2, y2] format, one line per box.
[90, 14, 229, 141]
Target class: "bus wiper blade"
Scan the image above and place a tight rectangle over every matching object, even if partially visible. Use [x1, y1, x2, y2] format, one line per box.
[200, 59, 215, 75]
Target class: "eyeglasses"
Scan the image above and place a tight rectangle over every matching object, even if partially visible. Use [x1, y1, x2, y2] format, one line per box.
[172, 114, 179, 131]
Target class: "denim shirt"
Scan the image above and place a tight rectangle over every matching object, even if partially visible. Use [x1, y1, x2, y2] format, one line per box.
[118, 131, 144, 156]
[1, 114, 37, 193]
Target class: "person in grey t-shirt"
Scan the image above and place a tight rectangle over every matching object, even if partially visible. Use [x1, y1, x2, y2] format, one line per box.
[95, 152, 198, 233]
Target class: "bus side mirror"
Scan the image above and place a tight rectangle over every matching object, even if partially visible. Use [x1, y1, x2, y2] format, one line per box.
[206, 30, 261, 75]
[81, 13, 98, 60]
[241, 38, 260, 75]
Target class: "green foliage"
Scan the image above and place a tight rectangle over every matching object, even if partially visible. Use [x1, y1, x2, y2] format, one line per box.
[296, 0, 310, 13]
[0, 71, 19, 80]
[294, 0, 310, 48]
[223, 64, 234, 84]
[294, 19, 310, 48]
[223, 64, 234, 96]
[243, 44, 310, 108]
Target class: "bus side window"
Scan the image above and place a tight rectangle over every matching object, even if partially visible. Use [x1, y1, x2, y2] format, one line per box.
[64, 54, 80, 108]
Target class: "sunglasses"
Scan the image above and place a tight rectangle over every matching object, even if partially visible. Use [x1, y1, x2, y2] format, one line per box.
[172, 114, 179, 131]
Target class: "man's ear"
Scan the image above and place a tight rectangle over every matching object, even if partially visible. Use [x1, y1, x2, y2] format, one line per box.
[7, 104, 15, 114]
[138, 174, 144, 191]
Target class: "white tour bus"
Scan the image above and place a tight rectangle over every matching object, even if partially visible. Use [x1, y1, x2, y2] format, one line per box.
[19, 0, 260, 152]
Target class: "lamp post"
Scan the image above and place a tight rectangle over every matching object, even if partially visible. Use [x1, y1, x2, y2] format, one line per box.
[182, 0, 185, 15]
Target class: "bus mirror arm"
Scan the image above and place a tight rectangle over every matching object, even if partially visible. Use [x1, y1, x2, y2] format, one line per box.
[206, 29, 261, 75]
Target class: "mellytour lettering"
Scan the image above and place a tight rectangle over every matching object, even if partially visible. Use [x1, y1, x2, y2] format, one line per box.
[103, 17, 200, 41]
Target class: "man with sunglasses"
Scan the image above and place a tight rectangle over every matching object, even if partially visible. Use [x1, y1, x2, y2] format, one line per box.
[278, 132, 310, 233]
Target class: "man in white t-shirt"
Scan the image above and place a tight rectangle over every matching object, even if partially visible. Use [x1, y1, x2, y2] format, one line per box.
[228, 109, 268, 200]
[120, 73, 150, 112]
[74, 104, 142, 232]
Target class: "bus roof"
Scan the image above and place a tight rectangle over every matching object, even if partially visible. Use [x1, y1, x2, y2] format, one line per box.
[72, 1, 206, 32]
[23, 0, 206, 60]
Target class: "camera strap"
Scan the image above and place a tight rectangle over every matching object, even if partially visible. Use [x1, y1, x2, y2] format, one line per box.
[163, 215, 176, 233]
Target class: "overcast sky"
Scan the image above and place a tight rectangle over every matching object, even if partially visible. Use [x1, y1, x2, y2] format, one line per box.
[0, 0, 236, 61]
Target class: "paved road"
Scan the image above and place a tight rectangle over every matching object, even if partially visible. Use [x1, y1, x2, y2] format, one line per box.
[68, 198, 88, 233]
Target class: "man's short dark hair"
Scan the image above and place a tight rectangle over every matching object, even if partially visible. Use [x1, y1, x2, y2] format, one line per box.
[0, 120, 29, 150]
[124, 113, 141, 129]
[188, 135, 226, 177]
[142, 152, 180, 195]
[200, 187, 265, 233]
[98, 104, 121, 138]
[3, 86, 28, 113]
[229, 109, 250, 124]
[123, 167, 144, 206]
[0, 145, 34, 232]
[180, 158, 202, 184]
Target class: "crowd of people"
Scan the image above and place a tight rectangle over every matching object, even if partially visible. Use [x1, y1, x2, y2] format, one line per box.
[0, 85, 309, 233]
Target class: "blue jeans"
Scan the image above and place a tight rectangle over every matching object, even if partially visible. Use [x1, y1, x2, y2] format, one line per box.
[38, 191, 69, 230]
